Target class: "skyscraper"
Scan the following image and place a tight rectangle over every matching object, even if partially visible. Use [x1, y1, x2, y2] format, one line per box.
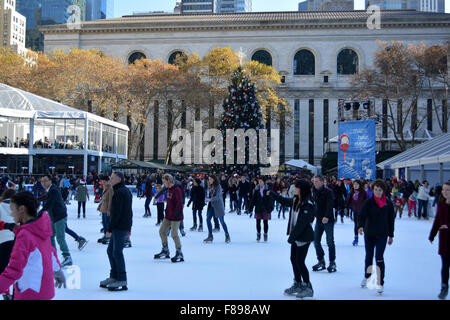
[181, 0, 216, 14]
[16, 0, 87, 51]
[365, 0, 445, 12]
[298, 0, 354, 11]
[86, 0, 114, 21]
[0, 0, 27, 54]
[217, 0, 252, 13]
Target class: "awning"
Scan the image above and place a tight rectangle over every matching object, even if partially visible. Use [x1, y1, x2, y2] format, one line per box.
[284, 159, 318, 174]
[377, 133, 450, 169]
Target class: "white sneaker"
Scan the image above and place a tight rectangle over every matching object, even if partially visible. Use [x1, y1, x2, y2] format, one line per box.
[361, 278, 367, 288]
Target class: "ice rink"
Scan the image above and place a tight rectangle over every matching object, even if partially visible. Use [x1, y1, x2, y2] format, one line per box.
[53, 196, 442, 300]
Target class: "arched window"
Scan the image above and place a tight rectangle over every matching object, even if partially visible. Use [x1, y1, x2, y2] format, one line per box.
[337, 49, 359, 75]
[168, 51, 186, 65]
[128, 52, 146, 65]
[294, 49, 315, 75]
[251, 50, 272, 66]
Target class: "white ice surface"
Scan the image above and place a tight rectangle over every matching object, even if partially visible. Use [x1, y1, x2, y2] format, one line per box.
[51, 197, 442, 300]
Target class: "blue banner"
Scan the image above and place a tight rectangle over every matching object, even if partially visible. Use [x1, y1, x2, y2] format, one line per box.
[338, 120, 376, 181]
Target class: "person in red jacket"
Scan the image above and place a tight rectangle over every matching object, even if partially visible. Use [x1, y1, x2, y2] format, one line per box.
[154, 174, 184, 263]
[429, 181, 450, 300]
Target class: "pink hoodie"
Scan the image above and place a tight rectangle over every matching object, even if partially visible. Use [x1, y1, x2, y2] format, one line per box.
[0, 212, 61, 300]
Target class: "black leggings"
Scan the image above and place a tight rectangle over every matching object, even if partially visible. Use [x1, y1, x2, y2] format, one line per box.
[353, 211, 360, 236]
[78, 201, 86, 215]
[192, 208, 203, 225]
[290, 242, 311, 284]
[256, 219, 269, 234]
[157, 203, 165, 224]
[0, 240, 14, 274]
[442, 255, 450, 286]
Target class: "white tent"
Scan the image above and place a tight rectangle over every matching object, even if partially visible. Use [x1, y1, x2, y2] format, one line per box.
[284, 159, 318, 174]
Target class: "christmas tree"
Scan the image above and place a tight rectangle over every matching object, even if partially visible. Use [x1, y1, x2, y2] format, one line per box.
[216, 66, 265, 176]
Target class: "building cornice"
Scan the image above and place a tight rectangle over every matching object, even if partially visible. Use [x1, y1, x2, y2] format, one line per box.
[39, 10, 450, 34]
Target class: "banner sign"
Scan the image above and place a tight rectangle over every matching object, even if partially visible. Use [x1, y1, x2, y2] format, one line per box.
[338, 120, 376, 181]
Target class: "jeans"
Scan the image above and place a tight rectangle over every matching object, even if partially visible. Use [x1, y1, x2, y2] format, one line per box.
[144, 196, 152, 215]
[417, 199, 428, 218]
[101, 213, 110, 235]
[442, 255, 450, 286]
[107, 229, 128, 282]
[364, 235, 387, 286]
[159, 219, 181, 249]
[256, 219, 268, 234]
[222, 193, 226, 207]
[290, 243, 311, 284]
[206, 205, 229, 235]
[77, 201, 86, 217]
[192, 208, 203, 225]
[314, 221, 336, 263]
[51, 218, 70, 258]
[65, 223, 80, 241]
[237, 195, 243, 213]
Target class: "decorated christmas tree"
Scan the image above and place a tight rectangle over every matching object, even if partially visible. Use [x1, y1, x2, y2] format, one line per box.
[216, 66, 265, 176]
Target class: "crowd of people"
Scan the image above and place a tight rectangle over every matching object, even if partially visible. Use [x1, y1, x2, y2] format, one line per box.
[0, 169, 448, 300]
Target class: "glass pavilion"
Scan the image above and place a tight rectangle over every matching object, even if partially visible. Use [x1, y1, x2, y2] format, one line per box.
[0, 83, 128, 177]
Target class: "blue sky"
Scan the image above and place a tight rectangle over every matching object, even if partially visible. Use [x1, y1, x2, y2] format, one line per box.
[114, 0, 449, 17]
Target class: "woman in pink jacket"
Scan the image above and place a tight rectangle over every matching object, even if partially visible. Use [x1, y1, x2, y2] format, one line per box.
[0, 191, 65, 300]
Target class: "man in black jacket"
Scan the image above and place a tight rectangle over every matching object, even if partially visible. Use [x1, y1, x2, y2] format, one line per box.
[238, 176, 250, 215]
[40, 174, 72, 267]
[100, 171, 133, 291]
[312, 175, 337, 273]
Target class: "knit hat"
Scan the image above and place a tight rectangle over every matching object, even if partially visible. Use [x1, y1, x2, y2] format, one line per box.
[80, 179, 86, 185]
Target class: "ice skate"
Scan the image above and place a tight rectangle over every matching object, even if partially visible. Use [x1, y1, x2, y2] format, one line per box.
[376, 285, 384, 295]
[312, 260, 326, 272]
[124, 239, 132, 248]
[154, 246, 170, 259]
[203, 234, 213, 243]
[327, 262, 337, 273]
[361, 277, 368, 288]
[225, 233, 231, 243]
[263, 233, 268, 242]
[180, 229, 186, 237]
[284, 281, 304, 296]
[438, 284, 448, 300]
[296, 282, 314, 299]
[190, 224, 197, 231]
[352, 236, 358, 246]
[171, 249, 184, 263]
[212, 227, 220, 233]
[76, 237, 88, 251]
[198, 224, 203, 232]
[107, 280, 128, 291]
[256, 233, 261, 242]
[61, 256, 73, 267]
[100, 277, 116, 288]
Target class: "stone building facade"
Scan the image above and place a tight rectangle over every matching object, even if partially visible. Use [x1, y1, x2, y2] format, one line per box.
[40, 10, 450, 165]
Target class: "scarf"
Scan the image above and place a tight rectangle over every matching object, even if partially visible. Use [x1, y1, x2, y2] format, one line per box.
[260, 186, 265, 197]
[353, 190, 360, 201]
[374, 193, 387, 208]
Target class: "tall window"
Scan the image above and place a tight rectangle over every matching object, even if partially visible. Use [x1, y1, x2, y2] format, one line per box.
[382, 99, 388, 138]
[128, 52, 146, 65]
[337, 49, 359, 75]
[168, 51, 186, 66]
[251, 50, 272, 66]
[153, 100, 159, 160]
[294, 100, 300, 159]
[323, 99, 329, 143]
[427, 99, 433, 131]
[294, 49, 315, 75]
[309, 99, 314, 165]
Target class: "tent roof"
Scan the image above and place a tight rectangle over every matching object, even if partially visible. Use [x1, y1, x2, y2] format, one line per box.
[377, 133, 450, 169]
[0, 83, 128, 131]
[111, 159, 185, 171]
[284, 159, 317, 173]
